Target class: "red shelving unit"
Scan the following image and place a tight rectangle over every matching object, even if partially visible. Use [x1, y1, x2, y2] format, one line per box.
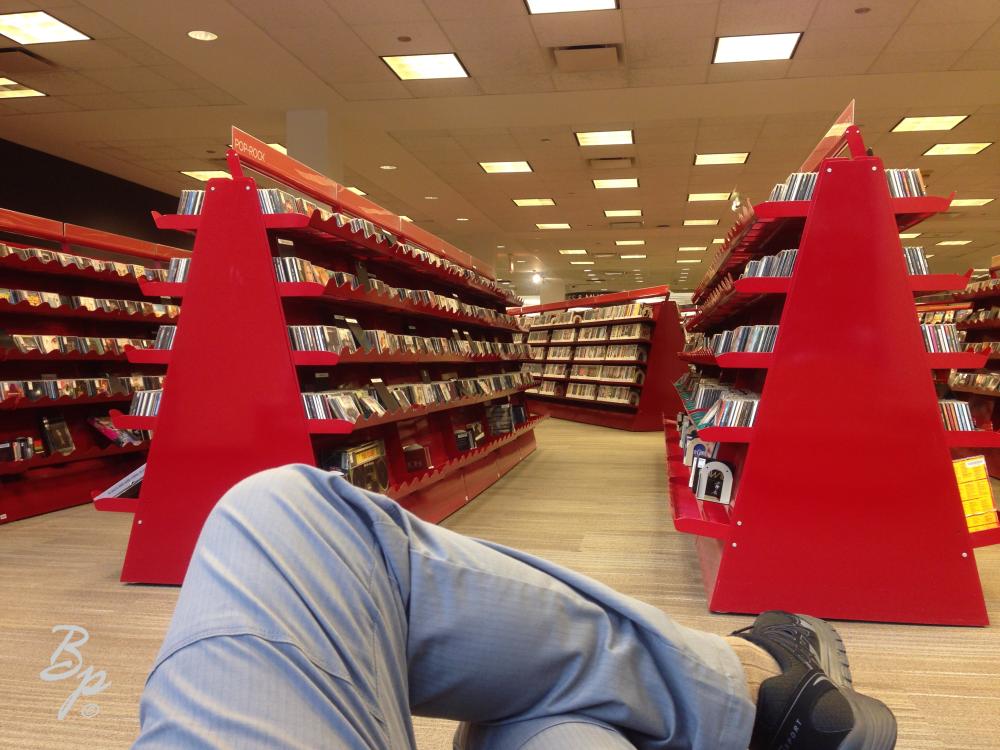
[97, 132, 539, 585]
[0, 208, 188, 524]
[668, 122, 997, 626]
[511, 287, 688, 431]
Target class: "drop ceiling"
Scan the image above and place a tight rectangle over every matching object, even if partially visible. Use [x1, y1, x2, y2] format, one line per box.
[0, 0, 998, 296]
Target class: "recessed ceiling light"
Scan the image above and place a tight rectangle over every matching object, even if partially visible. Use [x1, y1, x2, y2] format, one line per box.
[605, 209, 642, 217]
[456, 217, 469, 221]
[526, 0, 617, 14]
[515, 259, 527, 263]
[900, 232, 921, 239]
[677, 259, 703, 264]
[695, 152, 750, 165]
[0, 12, 90, 44]
[679, 246, 707, 252]
[937, 240, 972, 245]
[712, 238, 725, 244]
[951, 198, 994, 207]
[688, 192, 731, 202]
[380, 164, 397, 170]
[346, 186, 367, 196]
[180, 170, 231, 181]
[925, 254, 935, 258]
[594, 178, 638, 189]
[620, 254, 646, 259]
[924, 142, 992, 156]
[615, 240, 645, 246]
[266, 142, 287, 154]
[424, 195, 438, 200]
[537, 223, 571, 229]
[531, 273, 543, 284]
[400, 215, 413, 222]
[714, 32, 801, 63]
[382, 53, 468, 80]
[480, 161, 532, 174]
[570, 261, 595, 265]
[497, 245, 505, 248]
[0, 77, 44, 98]
[558, 249, 588, 255]
[892, 116, 968, 133]
[575, 130, 634, 147]
[514, 198, 555, 206]
[187, 30, 218, 42]
[684, 219, 719, 226]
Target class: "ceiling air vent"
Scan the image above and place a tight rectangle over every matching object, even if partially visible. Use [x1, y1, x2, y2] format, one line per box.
[589, 157, 634, 170]
[609, 221, 642, 230]
[553, 44, 620, 73]
[0, 48, 53, 74]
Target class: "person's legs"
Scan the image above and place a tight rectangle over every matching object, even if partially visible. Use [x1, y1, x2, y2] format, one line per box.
[133, 464, 753, 750]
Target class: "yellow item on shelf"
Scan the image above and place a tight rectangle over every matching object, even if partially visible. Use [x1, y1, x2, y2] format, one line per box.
[952, 456, 1000, 532]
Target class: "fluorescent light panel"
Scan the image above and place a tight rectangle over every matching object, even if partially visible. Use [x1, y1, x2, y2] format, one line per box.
[937, 240, 971, 246]
[604, 209, 642, 217]
[346, 186, 367, 196]
[951, 198, 994, 207]
[0, 77, 44, 98]
[267, 143, 287, 154]
[688, 192, 731, 202]
[382, 53, 467, 80]
[0, 11, 89, 44]
[679, 246, 706, 252]
[558, 249, 588, 255]
[676, 259, 702, 264]
[537, 223, 570, 229]
[900, 232, 921, 239]
[526, 0, 617, 13]
[181, 170, 230, 181]
[695, 152, 749, 165]
[575, 130, 633, 147]
[684, 219, 719, 226]
[924, 142, 992, 156]
[615, 240, 644, 246]
[399, 215, 413, 222]
[620, 254, 646, 259]
[713, 33, 801, 64]
[594, 178, 638, 189]
[570, 261, 594, 265]
[712, 238, 725, 244]
[892, 115, 968, 133]
[480, 161, 532, 173]
[513, 198, 555, 206]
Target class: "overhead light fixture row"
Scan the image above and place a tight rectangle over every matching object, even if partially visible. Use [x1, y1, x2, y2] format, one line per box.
[688, 192, 731, 202]
[525, 0, 617, 14]
[594, 178, 638, 189]
[481, 161, 532, 173]
[620, 254, 646, 259]
[181, 170, 230, 181]
[575, 130, 633, 147]
[679, 246, 707, 252]
[346, 187, 367, 196]
[559, 249, 588, 255]
[605, 209, 642, 217]
[514, 198, 555, 206]
[570, 260, 595, 265]
[923, 143, 992, 156]
[951, 198, 994, 207]
[615, 240, 644, 246]
[713, 32, 801, 64]
[0, 11, 89, 44]
[695, 152, 749, 165]
[684, 219, 719, 226]
[937, 240, 971, 246]
[0, 77, 45, 98]
[899, 232, 921, 239]
[892, 115, 968, 133]
[537, 223, 571, 229]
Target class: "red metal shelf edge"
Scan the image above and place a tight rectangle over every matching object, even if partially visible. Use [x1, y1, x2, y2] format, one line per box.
[950, 384, 1000, 398]
[697, 426, 753, 443]
[911, 272, 973, 293]
[125, 347, 170, 365]
[0, 442, 147, 477]
[308, 384, 531, 434]
[528, 391, 639, 411]
[389, 416, 547, 500]
[954, 285, 1000, 303]
[566, 377, 645, 388]
[970, 526, 1000, 549]
[663, 423, 733, 539]
[0, 253, 144, 286]
[0, 298, 176, 324]
[677, 351, 772, 368]
[293, 350, 526, 367]
[110, 410, 155, 431]
[139, 279, 184, 297]
[0, 393, 133, 411]
[529, 315, 656, 331]
[0, 348, 127, 363]
[944, 430, 1000, 448]
[958, 320, 1000, 331]
[929, 352, 989, 369]
[510, 285, 670, 315]
[531, 337, 652, 347]
[92, 496, 140, 513]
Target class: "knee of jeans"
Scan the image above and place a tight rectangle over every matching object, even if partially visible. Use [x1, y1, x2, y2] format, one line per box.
[208, 464, 331, 529]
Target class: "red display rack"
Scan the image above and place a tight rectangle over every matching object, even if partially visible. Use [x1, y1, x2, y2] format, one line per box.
[0, 208, 188, 525]
[668, 123, 996, 626]
[510, 287, 688, 431]
[97, 133, 539, 585]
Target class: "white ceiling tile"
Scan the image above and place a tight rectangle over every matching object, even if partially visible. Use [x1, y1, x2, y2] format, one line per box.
[907, 0, 1000, 25]
[478, 73, 556, 94]
[325, 0, 434, 24]
[269, 24, 396, 84]
[147, 65, 214, 89]
[884, 22, 988, 53]
[229, 0, 341, 29]
[716, 0, 819, 36]
[809, 0, 918, 29]
[622, 5, 717, 68]
[42, 6, 129, 39]
[970, 19, 1000, 50]
[424, 0, 529, 21]
[28, 40, 136, 69]
[129, 89, 208, 108]
[335, 80, 413, 100]
[58, 92, 143, 110]
[2, 95, 81, 114]
[102, 37, 178, 67]
[85, 66, 177, 93]
[440, 17, 551, 76]
[786, 55, 878, 78]
[951, 49, 1000, 71]
[869, 50, 964, 73]
[190, 87, 243, 106]
[530, 9, 624, 48]
[552, 68, 628, 91]
[12, 70, 108, 95]
[403, 78, 483, 98]
[793, 25, 898, 59]
[350, 21, 453, 56]
[627, 65, 709, 87]
[707, 59, 792, 83]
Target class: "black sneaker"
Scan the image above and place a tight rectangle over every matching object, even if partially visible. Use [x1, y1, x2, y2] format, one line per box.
[732, 611, 897, 750]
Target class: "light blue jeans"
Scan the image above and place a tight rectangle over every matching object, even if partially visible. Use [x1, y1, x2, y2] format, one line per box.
[132, 465, 754, 749]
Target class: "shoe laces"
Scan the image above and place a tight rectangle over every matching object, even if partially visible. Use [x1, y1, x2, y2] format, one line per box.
[734, 621, 822, 667]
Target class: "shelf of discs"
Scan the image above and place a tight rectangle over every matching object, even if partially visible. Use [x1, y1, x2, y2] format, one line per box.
[938, 265, 1000, 478]
[509, 286, 688, 431]
[0, 207, 187, 524]
[96, 128, 543, 585]
[666, 117, 998, 626]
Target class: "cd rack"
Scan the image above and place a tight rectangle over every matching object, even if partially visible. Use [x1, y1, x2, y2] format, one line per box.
[96, 129, 541, 585]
